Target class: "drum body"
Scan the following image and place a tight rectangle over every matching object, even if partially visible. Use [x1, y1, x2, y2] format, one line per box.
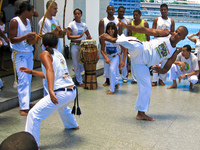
[80, 40, 99, 89]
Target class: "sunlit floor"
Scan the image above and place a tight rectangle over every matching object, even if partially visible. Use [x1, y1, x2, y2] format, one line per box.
[1, 74, 200, 150]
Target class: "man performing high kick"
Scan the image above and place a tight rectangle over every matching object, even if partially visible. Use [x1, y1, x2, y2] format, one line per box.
[99, 22, 188, 121]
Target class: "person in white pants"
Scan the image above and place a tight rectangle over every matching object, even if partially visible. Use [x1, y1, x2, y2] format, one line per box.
[20, 33, 79, 147]
[151, 3, 175, 86]
[167, 45, 199, 89]
[101, 22, 124, 94]
[67, 8, 91, 87]
[99, 5, 119, 86]
[117, 6, 129, 83]
[9, 1, 36, 116]
[100, 22, 188, 121]
[38, 1, 67, 96]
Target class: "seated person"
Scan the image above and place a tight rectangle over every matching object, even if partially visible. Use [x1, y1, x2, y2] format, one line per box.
[167, 45, 199, 89]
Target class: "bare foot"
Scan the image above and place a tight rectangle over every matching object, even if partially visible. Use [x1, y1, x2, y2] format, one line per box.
[151, 82, 157, 86]
[115, 83, 119, 89]
[103, 82, 109, 86]
[159, 79, 165, 86]
[167, 84, 177, 89]
[136, 111, 154, 121]
[78, 83, 84, 87]
[189, 83, 194, 89]
[20, 110, 29, 116]
[107, 90, 114, 95]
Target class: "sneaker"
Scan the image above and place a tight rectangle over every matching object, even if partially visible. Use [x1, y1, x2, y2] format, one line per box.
[123, 79, 127, 83]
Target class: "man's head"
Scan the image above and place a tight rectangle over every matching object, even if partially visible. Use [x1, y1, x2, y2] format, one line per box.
[106, 5, 115, 17]
[0, 131, 38, 150]
[133, 9, 141, 21]
[170, 26, 188, 45]
[117, 6, 125, 19]
[46, 1, 58, 17]
[160, 3, 168, 18]
[181, 44, 191, 59]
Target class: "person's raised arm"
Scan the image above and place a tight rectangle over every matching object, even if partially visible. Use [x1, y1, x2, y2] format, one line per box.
[117, 22, 170, 37]
[187, 31, 199, 43]
[19, 67, 45, 78]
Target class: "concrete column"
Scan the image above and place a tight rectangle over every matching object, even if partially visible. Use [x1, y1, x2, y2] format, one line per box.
[86, 0, 100, 45]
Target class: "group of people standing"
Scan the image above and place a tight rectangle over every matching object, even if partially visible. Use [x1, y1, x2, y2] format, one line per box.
[0, 1, 200, 148]
[98, 3, 199, 121]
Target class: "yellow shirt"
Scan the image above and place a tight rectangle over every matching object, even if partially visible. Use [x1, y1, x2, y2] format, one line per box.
[131, 20, 147, 42]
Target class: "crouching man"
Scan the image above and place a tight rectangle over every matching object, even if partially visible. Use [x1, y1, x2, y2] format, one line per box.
[167, 44, 199, 89]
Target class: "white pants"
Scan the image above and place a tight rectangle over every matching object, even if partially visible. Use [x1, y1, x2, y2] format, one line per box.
[103, 59, 109, 78]
[12, 52, 33, 110]
[25, 88, 78, 146]
[105, 54, 119, 92]
[128, 42, 151, 112]
[71, 45, 84, 84]
[169, 64, 198, 84]
[152, 60, 167, 82]
[121, 53, 128, 80]
[131, 59, 137, 82]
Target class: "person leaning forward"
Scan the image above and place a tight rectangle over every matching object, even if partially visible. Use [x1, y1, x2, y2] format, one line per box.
[99, 22, 188, 121]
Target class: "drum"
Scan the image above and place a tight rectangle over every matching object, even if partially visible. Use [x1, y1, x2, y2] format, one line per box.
[79, 40, 99, 89]
[79, 39, 99, 64]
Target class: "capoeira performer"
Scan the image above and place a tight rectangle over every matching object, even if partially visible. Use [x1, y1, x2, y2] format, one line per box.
[117, 6, 129, 83]
[99, 22, 188, 121]
[9, 1, 36, 116]
[99, 5, 119, 86]
[20, 33, 79, 147]
[101, 22, 126, 94]
[67, 8, 91, 87]
[38, 0, 67, 96]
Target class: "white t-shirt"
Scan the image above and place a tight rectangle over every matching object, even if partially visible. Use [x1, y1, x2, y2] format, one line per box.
[116, 34, 176, 67]
[10, 16, 33, 52]
[103, 17, 119, 33]
[105, 41, 121, 56]
[176, 53, 199, 73]
[67, 20, 88, 41]
[156, 17, 172, 30]
[42, 49, 74, 90]
[38, 17, 62, 52]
